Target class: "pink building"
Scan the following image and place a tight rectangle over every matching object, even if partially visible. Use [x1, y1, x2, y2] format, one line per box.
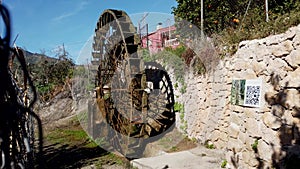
[141, 24, 180, 54]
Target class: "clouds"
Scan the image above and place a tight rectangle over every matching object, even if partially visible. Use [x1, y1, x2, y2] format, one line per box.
[52, 13, 74, 22]
[52, 1, 89, 22]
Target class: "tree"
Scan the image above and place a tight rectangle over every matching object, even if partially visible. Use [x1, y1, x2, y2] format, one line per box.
[29, 49, 74, 102]
[173, 0, 247, 34]
[172, 0, 300, 35]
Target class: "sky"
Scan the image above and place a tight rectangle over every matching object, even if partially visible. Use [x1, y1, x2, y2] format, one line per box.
[4, 0, 177, 63]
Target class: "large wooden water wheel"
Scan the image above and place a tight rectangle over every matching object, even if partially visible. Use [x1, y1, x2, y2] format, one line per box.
[88, 9, 175, 157]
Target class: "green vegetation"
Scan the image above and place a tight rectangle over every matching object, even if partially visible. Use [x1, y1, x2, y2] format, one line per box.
[221, 160, 228, 168]
[174, 82, 178, 89]
[191, 137, 198, 143]
[141, 46, 190, 92]
[156, 46, 186, 82]
[171, 0, 300, 76]
[179, 120, 188, 134]
[170, 146, 179, 152]
[206, 143, 215, 149]
[179, 112, 184, 122]
[173, 0, 300, 38]
[252, 139, 259, 152]
[204, 140, 215, 149]
[174, 102, 188, 134]
[45, 118, 132, 168]
[28, 51, 74, 102]
[46, 127, 94, 147]
[103, 93, 110, 100]
[180, 83, 187, 94]
[174, 102, 184, 113]
[140, 48, 152, 62]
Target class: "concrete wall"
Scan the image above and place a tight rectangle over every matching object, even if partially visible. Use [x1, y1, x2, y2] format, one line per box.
[177, 25, 300, 168]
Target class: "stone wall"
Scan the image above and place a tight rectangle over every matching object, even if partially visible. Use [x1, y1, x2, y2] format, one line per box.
[177, 25, 300, 168]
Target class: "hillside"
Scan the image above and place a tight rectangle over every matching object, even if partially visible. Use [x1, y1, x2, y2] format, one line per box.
[23, 50, 58, 64]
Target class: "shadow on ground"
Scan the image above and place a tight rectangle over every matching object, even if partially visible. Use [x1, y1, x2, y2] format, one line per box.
[43, 141, 109, 169]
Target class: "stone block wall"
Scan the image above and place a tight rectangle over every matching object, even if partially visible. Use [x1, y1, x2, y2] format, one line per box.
[177, 25, 300, 168]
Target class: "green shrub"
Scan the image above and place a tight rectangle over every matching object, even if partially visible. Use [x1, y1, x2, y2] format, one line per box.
[30, 55, 74, 102]
[252, 139, 258, 152]
[174, 82, 178, 89]
[221, 160, 227, 168]
[206, 144, 215, 149]
[174, 102, 184, 113]
[204, 140, 215, 149]
[141, 48, 187, 87]
[180, 83, 187, 94]
[180, 120, 188, 134]
[173, 0, 300, 61]
[191, 137, 198, 143]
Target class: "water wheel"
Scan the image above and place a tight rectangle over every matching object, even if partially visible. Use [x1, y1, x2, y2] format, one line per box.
[89, 9, 175, 157]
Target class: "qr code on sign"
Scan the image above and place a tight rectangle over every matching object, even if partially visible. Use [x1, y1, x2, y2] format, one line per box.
[245, 86, 260, 106]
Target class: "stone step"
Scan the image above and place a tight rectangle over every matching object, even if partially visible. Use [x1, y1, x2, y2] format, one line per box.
[131, 146, 225, 169]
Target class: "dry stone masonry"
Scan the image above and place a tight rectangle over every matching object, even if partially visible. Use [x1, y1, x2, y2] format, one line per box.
[175, 24, 300, 168]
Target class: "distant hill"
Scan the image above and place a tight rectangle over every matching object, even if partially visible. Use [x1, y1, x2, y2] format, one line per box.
[22, 49, 58, 64]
